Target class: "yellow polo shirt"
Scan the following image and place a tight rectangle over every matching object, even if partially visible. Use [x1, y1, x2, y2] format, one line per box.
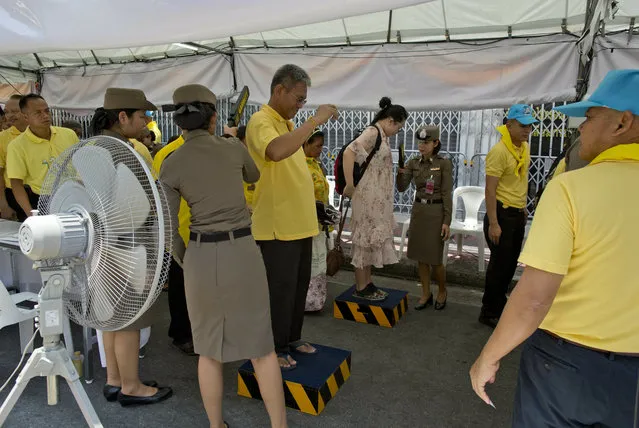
[7, 126, 79, 194]
[130, 139, 154, 170]
[246, 104, 318, 241]
[0, 126, 23, 188]
[485, 134, 530, 209]
[519, 146, 639, 353]
[551, 158, 566, 179]
[153, 135, 190, 245]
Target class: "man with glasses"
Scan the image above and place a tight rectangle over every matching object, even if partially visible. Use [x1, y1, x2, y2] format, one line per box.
[246, 64, 338, 370]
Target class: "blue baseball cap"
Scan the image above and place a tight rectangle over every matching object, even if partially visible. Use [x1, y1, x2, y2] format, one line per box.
[145, 110, 153, 117]
[554, 69, 639, 117]
[506, 104, 538, 125]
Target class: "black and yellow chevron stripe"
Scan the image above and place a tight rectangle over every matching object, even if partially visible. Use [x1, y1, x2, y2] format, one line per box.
[238, 355, 352, 415]
[333, 295, 408, 328]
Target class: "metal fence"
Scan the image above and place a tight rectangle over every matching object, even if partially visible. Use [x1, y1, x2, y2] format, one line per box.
[51, 101, 567, 217]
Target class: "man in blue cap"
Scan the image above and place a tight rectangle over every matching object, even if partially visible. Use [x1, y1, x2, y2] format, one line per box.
[479, 103, 537, 328]
[470, 69, 639, 427]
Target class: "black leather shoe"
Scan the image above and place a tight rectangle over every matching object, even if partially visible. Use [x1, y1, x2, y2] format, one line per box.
[434, 291, 447, 311]
[117, 386, 173, 407]
[414, 295, 433, 310]
[103, 381, 159, 402]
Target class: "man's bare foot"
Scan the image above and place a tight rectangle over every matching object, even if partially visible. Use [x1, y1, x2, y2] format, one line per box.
[294, 343, 316, 354]
[277, 354, 297, 369]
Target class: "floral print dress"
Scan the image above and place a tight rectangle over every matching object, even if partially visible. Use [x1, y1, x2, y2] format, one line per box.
[347, 125, 398, 269]
[305, 156, 330, 312]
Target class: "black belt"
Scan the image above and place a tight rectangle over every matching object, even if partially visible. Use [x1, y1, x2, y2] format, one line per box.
[190, 227, 252, 243]
[542, 330, 639, 359]
[497, 200, 525, 213]
[415, 197, 443, 205]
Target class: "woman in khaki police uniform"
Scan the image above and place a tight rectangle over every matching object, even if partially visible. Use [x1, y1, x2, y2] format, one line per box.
[90, 88, 172, 406]
[397, 125, 453, 310]
[159, 85, 287, 428]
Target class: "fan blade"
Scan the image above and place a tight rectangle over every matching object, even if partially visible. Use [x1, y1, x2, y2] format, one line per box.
[112, 163, 151, 230]
[48, 181, 95, 214]
[72, 146, 116, 208]
[127, 245, 148, 294]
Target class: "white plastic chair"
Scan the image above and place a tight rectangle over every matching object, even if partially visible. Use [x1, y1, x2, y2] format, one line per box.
[0, 281, 39, 353]
[0, 281, 75, 355]
[443, 186, 487, 271]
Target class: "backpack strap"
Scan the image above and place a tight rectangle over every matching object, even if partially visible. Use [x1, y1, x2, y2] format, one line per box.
[359, 125, 383, 178]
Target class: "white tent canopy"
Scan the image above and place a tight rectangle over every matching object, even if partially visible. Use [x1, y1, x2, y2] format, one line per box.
[0, 0, 637, 110]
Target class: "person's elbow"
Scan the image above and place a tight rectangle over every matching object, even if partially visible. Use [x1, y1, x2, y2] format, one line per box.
[265, 143, 286, 162]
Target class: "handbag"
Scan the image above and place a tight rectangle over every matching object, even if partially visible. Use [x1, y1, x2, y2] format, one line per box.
[326, 198, 350, 276]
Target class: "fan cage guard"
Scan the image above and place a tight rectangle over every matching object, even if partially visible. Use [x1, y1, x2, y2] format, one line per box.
[38, 136, 172, 331]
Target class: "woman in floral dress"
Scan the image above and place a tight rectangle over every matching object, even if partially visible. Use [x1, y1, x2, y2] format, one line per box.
[303, 129, 331, 311]
[342, 97, 408, 301]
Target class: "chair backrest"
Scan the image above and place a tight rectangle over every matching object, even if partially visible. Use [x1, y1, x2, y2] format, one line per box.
[326, 175, 336, 208]
[0, 280, 20, 327]
[452, 186, 485, 227]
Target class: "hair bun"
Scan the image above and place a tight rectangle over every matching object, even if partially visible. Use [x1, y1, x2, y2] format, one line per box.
[379, 97, 392, 110]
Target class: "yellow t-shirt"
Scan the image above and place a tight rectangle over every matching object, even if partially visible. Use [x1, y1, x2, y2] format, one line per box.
[306, 156, 329, 205]
[485, 132, 530, 209]
[153, 136, 191, 245]
[246, 104, 318, 241]
[6, 126, 79, 194]
[147, 121, 162, 145]
[519, 150, 639, 353]
[0, 126, 23, 188]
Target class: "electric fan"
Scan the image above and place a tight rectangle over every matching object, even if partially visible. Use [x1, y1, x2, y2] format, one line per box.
[0, 135, 172, 427]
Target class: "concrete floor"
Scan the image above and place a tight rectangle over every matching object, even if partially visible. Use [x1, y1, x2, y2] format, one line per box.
[0, 273, 520, 428]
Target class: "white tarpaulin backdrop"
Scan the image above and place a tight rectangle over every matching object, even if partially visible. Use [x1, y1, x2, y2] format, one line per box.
[41, 55, 233, 110]
[590, 32, 639, 89]
[235, 36, 579, 110]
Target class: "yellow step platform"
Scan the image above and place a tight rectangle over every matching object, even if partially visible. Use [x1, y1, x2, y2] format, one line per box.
[334, 285, 408, 328]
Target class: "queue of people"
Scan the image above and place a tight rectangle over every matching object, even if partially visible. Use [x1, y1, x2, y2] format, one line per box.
[2, 64, 637, 427]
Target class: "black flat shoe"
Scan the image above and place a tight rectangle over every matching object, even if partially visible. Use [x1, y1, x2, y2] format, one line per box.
[117, 386, 173, 407]
[414, 295, 433, 310]
[103, 381, 159, 402]
[434, 292, 447, 311]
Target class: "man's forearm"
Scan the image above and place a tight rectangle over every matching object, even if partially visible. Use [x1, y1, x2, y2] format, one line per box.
[265, 119, 317, 162]
[10, 181, 32, 215]
[0, 169, 7, 206]
[485, 190, 498, 225]
[479, 268, 558, 363]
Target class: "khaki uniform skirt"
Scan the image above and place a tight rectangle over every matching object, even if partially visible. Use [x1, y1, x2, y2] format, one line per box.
[407, 202, 445, 265]
[183, 234, 274, 362]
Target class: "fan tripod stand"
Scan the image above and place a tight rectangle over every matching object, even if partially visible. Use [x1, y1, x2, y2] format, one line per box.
[0, 266, 103, 427]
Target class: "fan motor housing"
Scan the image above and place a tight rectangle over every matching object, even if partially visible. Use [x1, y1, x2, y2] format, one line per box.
[19, 213, 88, 260]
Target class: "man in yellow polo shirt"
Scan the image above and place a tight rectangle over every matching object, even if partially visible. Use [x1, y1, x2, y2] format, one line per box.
[6, 94, 79, 216]
[0, 94, 28, 220]
[246, 64, 338, 370]
[479, 104, 536, 328]
[470, 69, 639, 427]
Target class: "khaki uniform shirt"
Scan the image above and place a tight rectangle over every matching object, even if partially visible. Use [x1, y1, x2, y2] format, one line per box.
[397, 155, 453, 225]
[159, 130, 259, 258]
